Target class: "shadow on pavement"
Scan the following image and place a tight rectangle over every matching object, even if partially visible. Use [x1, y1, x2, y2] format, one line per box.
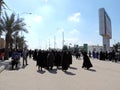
[6, 65, 20, 71]
[8, 68, 20, 71]
[69, 66, 77, 70]
[22, 65, 28, 69]
[87, 68, 96, 72]
[37, 70, 46, 74]
[47, 68, 57, 74]
[63, 71, 76, 76]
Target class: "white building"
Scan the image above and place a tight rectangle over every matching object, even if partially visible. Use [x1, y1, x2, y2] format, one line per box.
[88, 45, 103, 53]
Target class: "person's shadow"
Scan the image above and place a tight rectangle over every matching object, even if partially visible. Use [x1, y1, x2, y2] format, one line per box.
[69, 66, 77, 70]
[47, 68, 57, 74]
[86, 68, 96, 72]
[63, 71, 76, 76]
[6, 63, 20, 71]
[22, 65, 27, 69]
[37, 70, 46, 74]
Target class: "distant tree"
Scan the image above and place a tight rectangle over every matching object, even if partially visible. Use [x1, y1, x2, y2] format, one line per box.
[74, 44, 79, 53]
[62, 45, 68, 51]
[113, 42, 120, 52]
[16, 35, 27, 49]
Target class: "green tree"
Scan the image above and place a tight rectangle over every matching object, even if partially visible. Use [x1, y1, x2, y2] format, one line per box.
[0, 0, 9, 36]
[62, 45, 68, 51]
[113, 42, 120, 52]
[0, 12, 28, 59]
[12, 32, 27, 50]
[16, 35, 27, 49]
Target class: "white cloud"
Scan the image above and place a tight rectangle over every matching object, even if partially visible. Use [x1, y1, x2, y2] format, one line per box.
[38, 5, 54, 17]
[24, 14, 43, 27]
[33, 15, 43, 23]
[24, 14, 43, 49]
[69, 29, 79, 34]
[25, 28, 40, 49]
[57, 28, 64, 33]
[68, 12, 81, 22]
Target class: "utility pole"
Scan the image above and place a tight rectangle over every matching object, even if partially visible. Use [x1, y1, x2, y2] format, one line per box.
[62, 31, 64, 49]
[46, 40, 47, 50]
[54, 35, 56, 50]
[49, 38, 50, 50]
[17, 12, 32, 49]
[18, 12, 32, 38]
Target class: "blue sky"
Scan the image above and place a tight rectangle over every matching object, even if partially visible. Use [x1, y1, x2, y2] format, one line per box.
[3, 0, 120, 49]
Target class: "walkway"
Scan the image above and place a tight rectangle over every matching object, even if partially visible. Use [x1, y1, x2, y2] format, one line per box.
[0, 57, 120, 90]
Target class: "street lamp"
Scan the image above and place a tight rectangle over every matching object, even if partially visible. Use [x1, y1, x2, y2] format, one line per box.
[17, 12, 32, 37]
[69, 43, 72, 50]
[16, 12, 32, 49]
[54, 35, 56, 50]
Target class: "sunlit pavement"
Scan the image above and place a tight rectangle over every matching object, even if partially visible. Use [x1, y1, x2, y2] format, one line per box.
[0, 57, 120, 90]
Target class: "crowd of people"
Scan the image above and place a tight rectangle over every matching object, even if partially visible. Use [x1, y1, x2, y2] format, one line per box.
[88, 50, 120, 62]
[2, 47, 120, 72]
[8, 48, 94, 71]
[7, 48, 73, 71]
[33, 50, 72, 72]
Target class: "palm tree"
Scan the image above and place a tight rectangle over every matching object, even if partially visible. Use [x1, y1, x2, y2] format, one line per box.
[11, 31, 27, 50]
[0, 0, 9, 36]
[14, 35, 27, 50]
[0, 12, 28, 59]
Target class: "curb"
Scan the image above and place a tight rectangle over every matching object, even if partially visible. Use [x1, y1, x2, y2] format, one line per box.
[0, 65, 6, 73]
[0, 60, 11, 73]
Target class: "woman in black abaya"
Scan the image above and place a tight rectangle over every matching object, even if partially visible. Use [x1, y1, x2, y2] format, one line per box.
[82, 52, 93, 69]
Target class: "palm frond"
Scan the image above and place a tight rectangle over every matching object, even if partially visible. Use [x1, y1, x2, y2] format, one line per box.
[2, 0, 10, 10]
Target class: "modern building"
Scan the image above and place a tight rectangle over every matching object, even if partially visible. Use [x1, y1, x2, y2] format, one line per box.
[99, 8, 112, 52]
[88, 45, 103, 53]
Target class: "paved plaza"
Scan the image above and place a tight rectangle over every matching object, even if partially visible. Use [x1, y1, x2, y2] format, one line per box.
[0, 57, 120, 90]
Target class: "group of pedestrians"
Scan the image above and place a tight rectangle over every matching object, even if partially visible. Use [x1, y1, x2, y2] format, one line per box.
[10, 48, 28, 70]
[9, 48, 93, 71]
[32, 49, 93, 71]
[33, 50, 72, 72]
[89, 50, 119, 62]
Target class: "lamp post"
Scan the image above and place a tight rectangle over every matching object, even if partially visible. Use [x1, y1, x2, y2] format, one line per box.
[49, 38, 50, 50]
[62, 31, 65, 49]
[54, 35, 56, 50]
[16, 12, 32, 49]
[69, 43, 72, 51]
[18, 12, 32, 36]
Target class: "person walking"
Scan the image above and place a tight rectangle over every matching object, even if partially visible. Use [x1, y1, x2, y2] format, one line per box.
[82, 52, 93, 70]
[36, 50, 45, 71]
[11, 49, 20, 70]
[22, 47, 28, 67]
[54, 51, 61, 69]
[61, 51, 70, 72]
[47, 51, 55, 70]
